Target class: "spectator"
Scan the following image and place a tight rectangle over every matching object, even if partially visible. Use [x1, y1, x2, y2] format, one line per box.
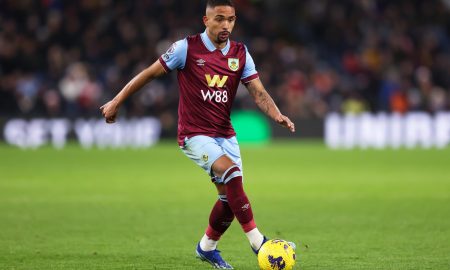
[0, 0, 448, 124]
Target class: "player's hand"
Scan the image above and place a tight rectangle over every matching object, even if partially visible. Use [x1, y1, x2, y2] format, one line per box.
[100, 100, 119, 124]
[276, 114, 295, 132]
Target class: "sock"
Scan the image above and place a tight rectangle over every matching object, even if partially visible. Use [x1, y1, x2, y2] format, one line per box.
[210, 198, 235, 234]
[246, 227, 265, 251]
[199, 233, 218, 251]
[224, 167, 257, 232]
[224, 168, 265, 249]
[200, 197, 235, 251]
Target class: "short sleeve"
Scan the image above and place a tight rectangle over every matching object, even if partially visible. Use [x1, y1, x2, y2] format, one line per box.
[240, 46, 259, 84]
[158, 39, 188, 72]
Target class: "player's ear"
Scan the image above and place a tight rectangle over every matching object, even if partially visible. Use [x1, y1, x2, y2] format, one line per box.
[203, 15, 208, 27]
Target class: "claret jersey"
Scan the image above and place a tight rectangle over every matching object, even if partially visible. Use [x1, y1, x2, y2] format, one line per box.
[159, 31, 259, 146]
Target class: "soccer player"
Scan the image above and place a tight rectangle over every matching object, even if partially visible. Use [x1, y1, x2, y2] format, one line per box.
[100, 0, 295, 268]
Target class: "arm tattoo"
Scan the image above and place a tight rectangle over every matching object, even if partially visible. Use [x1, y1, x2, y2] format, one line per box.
[247, 80, 280, 119]
[256, 90, 271, 114]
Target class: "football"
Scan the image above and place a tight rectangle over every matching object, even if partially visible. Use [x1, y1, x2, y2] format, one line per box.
[258, 239, 296, 270]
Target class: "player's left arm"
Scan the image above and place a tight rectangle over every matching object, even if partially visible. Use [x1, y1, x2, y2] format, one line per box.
[245, 78, 295, 132]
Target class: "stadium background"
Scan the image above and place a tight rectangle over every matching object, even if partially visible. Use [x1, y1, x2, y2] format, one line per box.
[1, 1, 450, 270]
[1, 0, 449, 143]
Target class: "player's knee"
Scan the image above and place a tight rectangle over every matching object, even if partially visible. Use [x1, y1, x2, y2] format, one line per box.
[218, 194, 228, 202]
[221, 165, 242, 184]
[211, 155, 236, 178]
[215, 183, 227, 195]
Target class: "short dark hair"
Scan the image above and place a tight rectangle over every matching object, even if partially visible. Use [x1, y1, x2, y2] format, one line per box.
[206, 0, 234, 8]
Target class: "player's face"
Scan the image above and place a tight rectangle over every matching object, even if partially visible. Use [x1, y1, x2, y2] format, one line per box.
[203, 6, 236, 46]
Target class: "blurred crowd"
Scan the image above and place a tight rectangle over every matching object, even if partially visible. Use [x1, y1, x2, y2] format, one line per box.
[1, 0, 449, 126]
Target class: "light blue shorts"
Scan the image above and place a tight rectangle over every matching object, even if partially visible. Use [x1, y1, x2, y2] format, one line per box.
[180, 135, 243, 183]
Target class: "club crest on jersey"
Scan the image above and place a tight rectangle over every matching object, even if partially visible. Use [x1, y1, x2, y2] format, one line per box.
[228, 58, 239, 71]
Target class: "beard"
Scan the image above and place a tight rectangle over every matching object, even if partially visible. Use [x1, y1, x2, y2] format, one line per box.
[217, 31, 230, 43]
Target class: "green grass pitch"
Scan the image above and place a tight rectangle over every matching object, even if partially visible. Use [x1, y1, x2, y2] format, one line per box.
[1, 141, 449, 269]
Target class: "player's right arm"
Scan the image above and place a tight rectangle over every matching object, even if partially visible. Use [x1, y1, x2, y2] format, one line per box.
[100, 38, 187, 124]
[100, 61, 166, 123]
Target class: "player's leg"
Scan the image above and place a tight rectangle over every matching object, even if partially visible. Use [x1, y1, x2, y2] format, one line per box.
[211, 155, 266, 252]
[196, 183, 234, 269]
[181, 135, 235, 268]
[199, 183, 234, 252]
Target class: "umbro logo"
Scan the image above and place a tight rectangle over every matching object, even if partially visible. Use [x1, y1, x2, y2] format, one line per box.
[241, 203, 250, 211]
[196, 59, 206, 66]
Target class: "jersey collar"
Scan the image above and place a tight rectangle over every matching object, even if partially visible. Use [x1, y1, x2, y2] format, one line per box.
[200, 30, 230, 56]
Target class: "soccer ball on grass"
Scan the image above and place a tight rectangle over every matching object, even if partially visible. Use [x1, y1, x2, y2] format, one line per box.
[257, 239, 296, 270]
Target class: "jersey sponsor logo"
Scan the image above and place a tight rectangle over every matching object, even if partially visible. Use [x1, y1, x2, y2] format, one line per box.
[202, 74, 229, 103]
[228, 58, 239, 71]
[205, 74, 228, 88]
[201, 89, 228, 103]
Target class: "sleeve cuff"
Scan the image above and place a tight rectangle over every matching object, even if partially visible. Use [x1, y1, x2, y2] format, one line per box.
[158, 57, 171, 73]
[241, 73, 259, 84]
